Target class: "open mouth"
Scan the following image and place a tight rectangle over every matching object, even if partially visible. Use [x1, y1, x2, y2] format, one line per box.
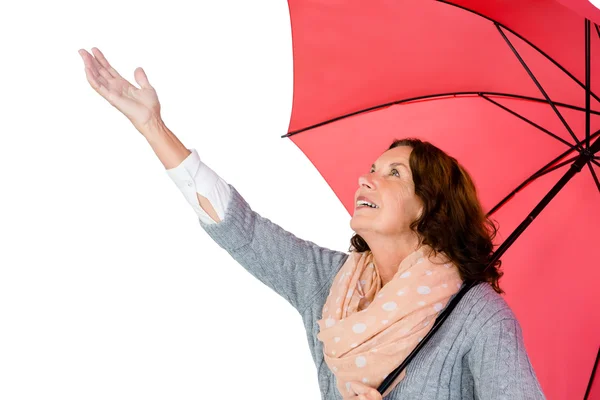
[356, 200, 379, 209]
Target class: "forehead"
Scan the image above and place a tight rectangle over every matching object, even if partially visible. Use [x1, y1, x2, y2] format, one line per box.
[374, 146, 412, 165]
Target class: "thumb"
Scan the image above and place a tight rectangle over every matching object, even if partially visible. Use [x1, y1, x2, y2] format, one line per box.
[134, 67, 152, 89]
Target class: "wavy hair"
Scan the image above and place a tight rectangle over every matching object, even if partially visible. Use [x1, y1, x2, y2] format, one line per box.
[349, 138, 504, 294]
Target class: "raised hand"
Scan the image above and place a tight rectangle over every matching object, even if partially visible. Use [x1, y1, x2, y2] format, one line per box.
[78, 47, 162, 135]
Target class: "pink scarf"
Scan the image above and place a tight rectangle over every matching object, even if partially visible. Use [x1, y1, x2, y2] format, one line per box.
[317, 245, 463, 398]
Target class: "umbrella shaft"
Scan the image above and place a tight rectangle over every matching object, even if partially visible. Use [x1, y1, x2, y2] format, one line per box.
[490, 135, 599, 266]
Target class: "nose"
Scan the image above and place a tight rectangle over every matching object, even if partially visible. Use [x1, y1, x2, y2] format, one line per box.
[358, 173, 374, 189]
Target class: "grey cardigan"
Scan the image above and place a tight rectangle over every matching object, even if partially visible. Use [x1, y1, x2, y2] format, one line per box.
[199, 185, 546, 399]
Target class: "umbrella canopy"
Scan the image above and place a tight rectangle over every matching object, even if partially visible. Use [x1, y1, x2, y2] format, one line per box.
[283, 0, 600, 398]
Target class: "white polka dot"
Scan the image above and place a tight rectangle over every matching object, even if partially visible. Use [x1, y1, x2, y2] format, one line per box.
[364, 301, 371, 307]
[445, 263, 451, 268]
[423, 321, 429, 327]
[334, 337, 341, 343]
[352, 323, 367, 334]
[399, 328, 410, 335]
[323, 306, 328, 312]
[442, 283, 448, 288]
[362, 377, 369, 383]
[417, 301, 426, 306]
[333, 366, 338, 372]
[382, 319, 389, 324]
[336, 297, 341, 303]
[433, 303, 444, 312]
[377, 293, 384, 298]
[425, 270, 432, 275]
[350, 343, 358, 348]
[360, 280, 367, 285]
[417, 337, 423, 342]
[346, 289, 354, 298]
[325, 317, 335, 327]
[382, 301, 397, 311]
[399, 271, 411, 278]
[336, 308, 341, 314]
[371, 348, 378, 352]
[346, 382, 352, 392]
[355, 356, 367, 368]
[417, 286, 431, 295]
[332, 350, 336, 355]
[457, 283, 462, 289]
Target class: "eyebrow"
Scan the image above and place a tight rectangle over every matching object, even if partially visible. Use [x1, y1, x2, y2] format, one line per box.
[371, 162, 408, 169]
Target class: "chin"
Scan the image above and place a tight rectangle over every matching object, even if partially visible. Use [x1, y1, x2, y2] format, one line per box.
[349, 215, 367, 233]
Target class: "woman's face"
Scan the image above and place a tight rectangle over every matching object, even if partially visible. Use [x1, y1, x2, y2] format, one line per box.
[350, 146, 424, 238]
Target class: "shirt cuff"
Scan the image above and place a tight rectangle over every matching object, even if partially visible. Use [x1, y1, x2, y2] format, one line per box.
[165, 148, 231, 224]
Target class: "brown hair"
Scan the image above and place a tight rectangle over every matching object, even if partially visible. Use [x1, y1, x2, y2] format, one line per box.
[349, 138, 504, 294]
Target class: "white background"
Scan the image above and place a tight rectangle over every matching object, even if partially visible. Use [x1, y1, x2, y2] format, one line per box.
[0, 1, 355, 399]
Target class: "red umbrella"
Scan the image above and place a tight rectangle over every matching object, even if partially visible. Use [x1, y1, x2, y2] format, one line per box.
[282, 1, 600, 398]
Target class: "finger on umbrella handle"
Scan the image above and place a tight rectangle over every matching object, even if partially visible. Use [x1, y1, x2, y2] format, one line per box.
[78, 47, 163, 136]
[346, 381, 383, 400]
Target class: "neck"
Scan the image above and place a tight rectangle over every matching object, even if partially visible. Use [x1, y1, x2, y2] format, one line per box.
[367, 232, 422, 286]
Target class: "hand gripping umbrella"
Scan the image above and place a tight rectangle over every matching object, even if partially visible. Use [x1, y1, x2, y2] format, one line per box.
[282, 1, 600, 398]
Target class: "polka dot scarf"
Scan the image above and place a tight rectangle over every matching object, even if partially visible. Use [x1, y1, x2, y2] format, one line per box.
[316, 245, 463, 398]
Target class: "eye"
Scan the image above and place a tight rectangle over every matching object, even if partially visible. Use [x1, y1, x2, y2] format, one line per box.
[370, 168, 400, 177]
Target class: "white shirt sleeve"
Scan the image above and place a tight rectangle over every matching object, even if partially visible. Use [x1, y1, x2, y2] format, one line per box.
[165, 148, 231, 224]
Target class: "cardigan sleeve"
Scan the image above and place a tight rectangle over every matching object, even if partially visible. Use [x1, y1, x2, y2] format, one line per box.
[467, 317, 546, 399]
[198, 183, 349, 314]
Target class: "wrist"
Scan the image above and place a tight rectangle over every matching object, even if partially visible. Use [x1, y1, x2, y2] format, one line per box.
[139, 115, 167, 139]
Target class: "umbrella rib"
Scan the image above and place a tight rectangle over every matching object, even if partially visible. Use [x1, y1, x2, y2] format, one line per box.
[585, 19, 591, 150]
[487, 130, 600, 216]
[532, 156, 578, 179]
[283, 92, 600, 138]
[495, 24, 583, 153]
[436, 0, 600, 104]
[487, 158, 573, 216]
[587, 161, 600, 194]
[480, 94, 576, 150]
[584, 348, 600, 400]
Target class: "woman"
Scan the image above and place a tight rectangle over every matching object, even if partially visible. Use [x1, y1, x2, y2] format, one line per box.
[78, 47, 546, 400]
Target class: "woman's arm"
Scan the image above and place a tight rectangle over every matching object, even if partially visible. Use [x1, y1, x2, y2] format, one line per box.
[145, 118, 348, 314]
[467, 317, 546, 399]
[199, 182, 349, 314]
[78, 46, 347, 314]
[145, 120, 222, 223]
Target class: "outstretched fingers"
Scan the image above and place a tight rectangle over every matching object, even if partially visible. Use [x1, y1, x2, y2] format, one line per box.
[79, 50, 108, 87]
[83, 65, 110, 98]
[91, 47, 124, 81]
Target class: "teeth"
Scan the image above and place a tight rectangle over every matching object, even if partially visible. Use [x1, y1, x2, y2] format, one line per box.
[357, 200, 378, 208]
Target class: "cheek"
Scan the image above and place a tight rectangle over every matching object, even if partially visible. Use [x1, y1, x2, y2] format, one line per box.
[392, 188, 412, 207]
[390, 190, 419, 218]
